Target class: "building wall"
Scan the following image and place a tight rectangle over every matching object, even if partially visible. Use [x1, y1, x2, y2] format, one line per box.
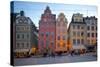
[13, 11, 38, 54]
[84, 16, 97, 46]
[69, 13, 87, 50]
[55, 13, 68, 52]
[69, 24, 87, 46]
[38, 6, 56, 53]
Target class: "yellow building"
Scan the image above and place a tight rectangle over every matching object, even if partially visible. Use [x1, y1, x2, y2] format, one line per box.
[55, 13, 68, 53]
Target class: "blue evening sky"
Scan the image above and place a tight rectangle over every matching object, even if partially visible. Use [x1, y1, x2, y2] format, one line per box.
[12, 1, 97, 27]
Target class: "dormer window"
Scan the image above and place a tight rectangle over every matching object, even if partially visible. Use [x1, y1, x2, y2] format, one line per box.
[18, 19, 23, 23]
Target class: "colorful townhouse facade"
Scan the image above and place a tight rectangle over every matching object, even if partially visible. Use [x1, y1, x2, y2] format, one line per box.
[55, 13, 68, 53]
[38, 6, 56, 54]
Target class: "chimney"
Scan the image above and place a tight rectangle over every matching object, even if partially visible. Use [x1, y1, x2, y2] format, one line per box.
[20, 11, 25, 16]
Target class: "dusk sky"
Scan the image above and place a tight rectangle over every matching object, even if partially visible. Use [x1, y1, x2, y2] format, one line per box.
[12, 1, 97, 27]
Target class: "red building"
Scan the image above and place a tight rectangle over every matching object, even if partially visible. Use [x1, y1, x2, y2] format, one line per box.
[38, 6, 56, 54]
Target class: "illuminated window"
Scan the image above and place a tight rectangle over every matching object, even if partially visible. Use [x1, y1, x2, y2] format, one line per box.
[63, 43, 66, 47]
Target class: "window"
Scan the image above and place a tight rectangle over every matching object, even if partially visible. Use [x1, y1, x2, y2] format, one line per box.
[91, 26, 94, 30]
[92, 33, 94, 37]
[17, 43, 20, 48]
[91, 22, 94, 25]
[73, 39, 76, 45]
[27, 27, 29, 30]
[91, 40, 94, 44]
[63, 43, 66, 47]
[77, 39, 80, 44]
[58, 36, 60, 40]
[75, 18, 78, 22]
[46, 32, 49, 37]
[51, 32, 54, 38]
[87, 26, 90, 30]
[19, 19, 23, 23]
[81, 32, 84, 36]
[21, 27, 24, 30]
[73, 32, 76, 36]
[87, 33, 90, 37]
[81, 26, 84, 29]
[77, 25, 80, 29]
[17, 34, 20, 39]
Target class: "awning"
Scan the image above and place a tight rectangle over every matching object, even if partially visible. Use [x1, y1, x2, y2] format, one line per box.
[72, 45, 86, 50]
[14, 49, 30, 52]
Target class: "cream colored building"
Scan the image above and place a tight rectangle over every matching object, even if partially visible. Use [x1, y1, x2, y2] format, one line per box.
[68, 13, 87, 51]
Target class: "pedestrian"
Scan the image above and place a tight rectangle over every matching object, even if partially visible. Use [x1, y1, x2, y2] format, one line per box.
[71, 50, 74, 56]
